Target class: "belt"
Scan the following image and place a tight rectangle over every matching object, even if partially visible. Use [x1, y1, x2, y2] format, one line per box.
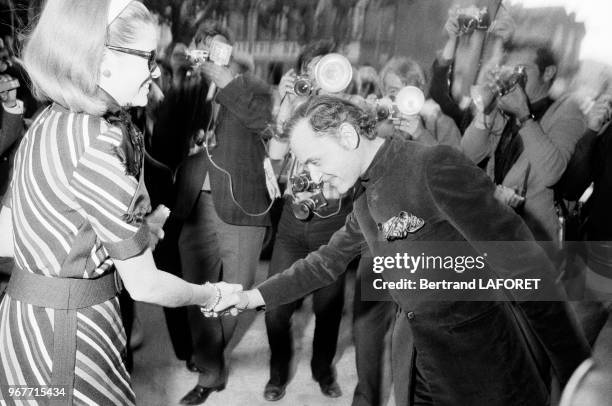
[6, 267, 120, 405]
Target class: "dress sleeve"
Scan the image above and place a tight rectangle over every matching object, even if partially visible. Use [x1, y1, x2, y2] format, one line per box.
[68, 125, 150, 260]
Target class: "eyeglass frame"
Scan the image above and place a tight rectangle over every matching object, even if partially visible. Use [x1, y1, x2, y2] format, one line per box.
[105, 44, 158, 73]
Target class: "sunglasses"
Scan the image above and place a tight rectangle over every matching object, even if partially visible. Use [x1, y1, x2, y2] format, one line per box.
[106, 44, 158, 73]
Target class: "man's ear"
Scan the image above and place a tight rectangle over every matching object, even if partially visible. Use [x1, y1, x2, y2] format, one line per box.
[543, 65, 557, 83]
[337, 123, 359, 150]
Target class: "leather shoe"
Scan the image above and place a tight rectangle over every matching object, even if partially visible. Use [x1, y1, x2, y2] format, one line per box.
[263, 381, 287, 401]
[318, 380, 342, 398]
[179, 384, 225, 405]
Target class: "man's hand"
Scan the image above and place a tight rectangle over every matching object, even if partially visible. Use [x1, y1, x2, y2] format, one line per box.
[0, 74, 17, 108]
[497, 85, 530, 118]
[494, 185, 525, 209]
[200, 282, 243, 317]
[198, 62, 234, 89]
[586, 95, 612, 132]
[278, 68, 297, 99]
[444, 6, 461, 38]
[392, 114, 423, 139]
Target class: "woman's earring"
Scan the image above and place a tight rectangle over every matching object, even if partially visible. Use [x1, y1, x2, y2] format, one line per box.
[102, 69, 112, 78]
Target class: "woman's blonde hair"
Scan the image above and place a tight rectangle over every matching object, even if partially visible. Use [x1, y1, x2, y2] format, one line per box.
[22, 0, 154, 115]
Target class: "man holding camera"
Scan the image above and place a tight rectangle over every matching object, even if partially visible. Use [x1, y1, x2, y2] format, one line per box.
[222, 95, 589, 405]
[461, 40, 586, 246]
[156, 20, 272, 405]
[263, 40, 353, 402]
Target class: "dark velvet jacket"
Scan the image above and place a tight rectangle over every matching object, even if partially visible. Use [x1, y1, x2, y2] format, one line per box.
[172, 74, 272, 226]
[258, 137, 590, 405]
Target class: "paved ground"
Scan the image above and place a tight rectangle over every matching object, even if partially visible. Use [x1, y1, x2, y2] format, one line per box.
[131, 261, 395, 406]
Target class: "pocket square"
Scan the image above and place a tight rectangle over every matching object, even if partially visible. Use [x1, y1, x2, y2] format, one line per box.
[378, 211, 425, 241]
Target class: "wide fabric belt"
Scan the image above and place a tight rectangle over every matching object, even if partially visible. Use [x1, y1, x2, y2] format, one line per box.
[6, 267, 120, 405]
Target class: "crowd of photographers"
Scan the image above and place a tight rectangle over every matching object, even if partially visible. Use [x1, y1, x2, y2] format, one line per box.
[0, 3, 611, 406]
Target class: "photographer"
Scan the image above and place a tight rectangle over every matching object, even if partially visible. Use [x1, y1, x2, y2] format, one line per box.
[164, 20, 272, 406]
[376, 57, 461, 148]
[461, 40, 586, 245]
[262, 39, 352, 402]
[430, 4, 514, 132]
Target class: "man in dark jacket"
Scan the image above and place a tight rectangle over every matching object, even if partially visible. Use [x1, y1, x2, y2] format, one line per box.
[169, 21, 272, 405]
[228, 95, 590, 405]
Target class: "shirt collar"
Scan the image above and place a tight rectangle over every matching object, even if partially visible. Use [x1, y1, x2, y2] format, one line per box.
[359, 136, 401, 188]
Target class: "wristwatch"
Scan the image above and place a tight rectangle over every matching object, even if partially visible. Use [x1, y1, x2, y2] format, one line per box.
[517, 112, 535, 127]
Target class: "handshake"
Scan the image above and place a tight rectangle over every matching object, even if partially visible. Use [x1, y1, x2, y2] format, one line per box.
[199, 282, 265, 318]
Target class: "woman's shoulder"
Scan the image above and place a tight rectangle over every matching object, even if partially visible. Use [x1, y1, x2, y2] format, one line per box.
[47, 103, 123, 144]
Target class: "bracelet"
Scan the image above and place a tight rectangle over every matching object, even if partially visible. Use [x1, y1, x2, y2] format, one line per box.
[200, 282, 221, 312]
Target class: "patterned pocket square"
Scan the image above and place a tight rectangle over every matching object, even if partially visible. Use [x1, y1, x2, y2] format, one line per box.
[378, 211, 425, 241]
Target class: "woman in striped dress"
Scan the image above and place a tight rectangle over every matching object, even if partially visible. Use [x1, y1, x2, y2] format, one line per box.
[0, 1, 241, 405]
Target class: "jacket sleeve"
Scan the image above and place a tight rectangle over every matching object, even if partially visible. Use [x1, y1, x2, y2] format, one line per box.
[216, 74, 272, 132]
[257, 210, 364, 309]
[424, 146, 590, 386]
[429, 58, 465, 129]
[0, 103, 24, 156]
[515, 99, 585, 187]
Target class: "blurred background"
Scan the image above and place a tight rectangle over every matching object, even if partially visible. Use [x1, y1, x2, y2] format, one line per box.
[0, 0, 608, 93]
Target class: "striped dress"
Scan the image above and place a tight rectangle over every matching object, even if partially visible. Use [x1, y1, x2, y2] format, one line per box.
[0, 103, 150, 405]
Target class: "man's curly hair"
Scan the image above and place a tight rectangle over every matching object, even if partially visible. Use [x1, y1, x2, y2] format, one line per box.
[283, 95, 377, 141]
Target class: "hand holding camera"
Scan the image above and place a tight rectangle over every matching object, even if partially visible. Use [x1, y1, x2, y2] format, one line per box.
[278, 68, 298, 99]
[471, 65, 528, 115]
[391, 114, 423, 139]
[494, 185, 526, 209]
[0, 74, 19, 108]
[185, 39, 234, 88]
[586, 95, 612, 132]
[447, 5, 490, 37]
[198, 62, 234, 89]
[497, 84, 530, 119]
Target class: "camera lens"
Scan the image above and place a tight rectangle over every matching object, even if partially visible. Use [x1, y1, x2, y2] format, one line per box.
[294, 79, 312, 96]
[291, 175, 310, 193]
[292, 200, 314, 221]
[376, 105, 390, 121]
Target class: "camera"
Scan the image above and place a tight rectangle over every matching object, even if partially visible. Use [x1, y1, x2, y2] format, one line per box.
[457, 7, 490, 34]
[471, 65, 527, 114]
[186, 39, 233, 68]
[293, 75, 314, 96]
[374, 86, 425, 121]
[186, 49, 210, 66]
[291, 53, 353, 96]
[289, 172, 328, 220]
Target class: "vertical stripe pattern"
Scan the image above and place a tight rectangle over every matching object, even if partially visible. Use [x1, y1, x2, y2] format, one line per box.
[0, 104, 146, 405]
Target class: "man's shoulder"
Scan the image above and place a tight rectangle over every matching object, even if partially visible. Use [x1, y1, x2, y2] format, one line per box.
[544, 93, 582, 121]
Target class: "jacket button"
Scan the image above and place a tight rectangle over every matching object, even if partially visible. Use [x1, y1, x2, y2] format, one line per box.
[406, 311, 415, 320]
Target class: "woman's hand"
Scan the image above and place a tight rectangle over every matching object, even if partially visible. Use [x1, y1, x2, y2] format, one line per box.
[200, 282, 244, 317]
